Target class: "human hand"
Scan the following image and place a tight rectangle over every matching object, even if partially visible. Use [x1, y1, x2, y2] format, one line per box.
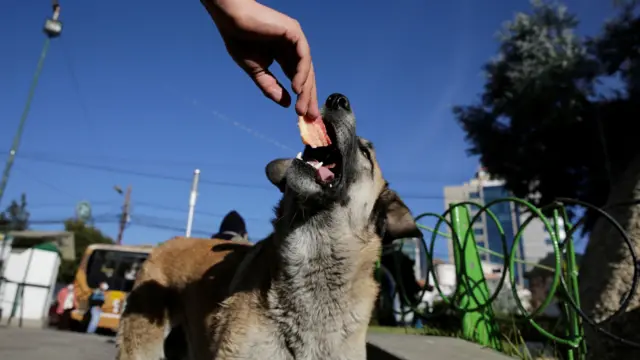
[202, 0, 320, 119]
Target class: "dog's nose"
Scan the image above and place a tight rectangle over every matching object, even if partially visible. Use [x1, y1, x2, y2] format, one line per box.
[326, 93, 350, 111]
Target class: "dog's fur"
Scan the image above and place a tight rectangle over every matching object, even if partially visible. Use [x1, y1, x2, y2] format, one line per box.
[116, 94, 422, 360]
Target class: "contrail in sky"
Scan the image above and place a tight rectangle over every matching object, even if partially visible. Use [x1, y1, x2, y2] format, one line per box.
[165, 85, 295, 153]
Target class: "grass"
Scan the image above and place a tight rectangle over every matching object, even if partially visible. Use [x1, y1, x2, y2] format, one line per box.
[368, 325, 451, 336]
[368, 325, 459, 337]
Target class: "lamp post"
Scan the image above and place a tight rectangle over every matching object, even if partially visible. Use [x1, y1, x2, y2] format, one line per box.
[0, 2, 63, 321]
[185, 169, 201, 238]
[0, 1, 63, 207]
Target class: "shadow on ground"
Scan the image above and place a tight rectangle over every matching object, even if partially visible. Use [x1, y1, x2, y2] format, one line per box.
[366, 343, 403, 360]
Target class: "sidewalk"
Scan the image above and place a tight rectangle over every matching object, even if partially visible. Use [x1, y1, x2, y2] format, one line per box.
[367, 332, 513, 360]
[0, 326, 514, 360]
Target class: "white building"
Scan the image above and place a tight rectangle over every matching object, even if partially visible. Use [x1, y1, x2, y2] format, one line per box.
[0, 231, 74, 328]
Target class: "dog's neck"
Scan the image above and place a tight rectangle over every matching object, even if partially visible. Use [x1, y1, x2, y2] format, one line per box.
[270, 195, 378, 280]
[262, 196, 380, 352]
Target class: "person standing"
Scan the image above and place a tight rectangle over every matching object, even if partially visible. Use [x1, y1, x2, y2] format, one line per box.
[86, 281, 108, 334]
[211, 210, 248, 241]
[55, 283, 75, 330]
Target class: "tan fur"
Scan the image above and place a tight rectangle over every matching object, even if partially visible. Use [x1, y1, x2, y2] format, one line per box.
[117, 233, 380, 360]
[117, 110, 419, 360]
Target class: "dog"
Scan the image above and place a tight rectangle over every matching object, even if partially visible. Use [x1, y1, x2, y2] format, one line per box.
[116, 93, 422, 360]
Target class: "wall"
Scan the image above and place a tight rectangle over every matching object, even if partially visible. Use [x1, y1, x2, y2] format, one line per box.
[519, 213, 556, 272]
[0, 247, 60, 326]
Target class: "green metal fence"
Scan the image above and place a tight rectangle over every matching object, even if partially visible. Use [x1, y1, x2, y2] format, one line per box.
[376, 197, 640, 360]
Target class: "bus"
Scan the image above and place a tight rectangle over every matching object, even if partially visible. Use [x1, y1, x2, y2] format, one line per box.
[70, 243, 154, 332]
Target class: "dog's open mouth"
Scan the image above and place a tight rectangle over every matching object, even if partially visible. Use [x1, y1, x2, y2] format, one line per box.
[295, 120, 342, 187]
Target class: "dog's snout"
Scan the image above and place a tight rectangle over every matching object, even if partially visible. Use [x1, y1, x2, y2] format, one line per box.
[326, 93, 350, 112]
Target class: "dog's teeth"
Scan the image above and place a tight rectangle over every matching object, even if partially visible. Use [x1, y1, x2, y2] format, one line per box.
[296, 152, 303, 160]
[313, 162, 323, 170]
[329, 184, 333, 188]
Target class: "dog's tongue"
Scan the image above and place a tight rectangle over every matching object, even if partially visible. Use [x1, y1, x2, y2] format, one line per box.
[317, 166, 335, 183]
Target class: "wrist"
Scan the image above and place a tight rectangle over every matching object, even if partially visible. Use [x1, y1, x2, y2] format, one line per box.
[202, 0, 254, 15]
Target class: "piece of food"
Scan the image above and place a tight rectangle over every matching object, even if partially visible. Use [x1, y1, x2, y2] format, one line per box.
[298, 115, 332, 148]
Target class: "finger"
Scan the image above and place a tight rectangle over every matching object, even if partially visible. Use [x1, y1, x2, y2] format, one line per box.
[308, 64, 320, 119]
[253, 69, 292, 108]
[295, 64, 319, 119]
[284, 20, 312, 96]
[231, 42, 292, 108]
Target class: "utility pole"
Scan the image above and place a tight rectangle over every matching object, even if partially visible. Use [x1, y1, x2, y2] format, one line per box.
[185, 169, 201, 237]
[0, 2, 63, 321]
[0, 1, 63, 207]
[116, 186, 132, 245]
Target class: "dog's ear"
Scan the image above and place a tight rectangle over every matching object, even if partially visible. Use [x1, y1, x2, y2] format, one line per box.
[266, 158, 292, 193]
[377, 188, 422, 241]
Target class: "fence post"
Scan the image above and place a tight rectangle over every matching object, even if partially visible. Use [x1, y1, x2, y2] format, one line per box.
[556, 208, 586, 360]
[450, 204, 502, 350]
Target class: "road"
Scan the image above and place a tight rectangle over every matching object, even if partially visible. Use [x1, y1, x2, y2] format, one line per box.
[0, 327, 115, 360]
[0, 327, 512, 360]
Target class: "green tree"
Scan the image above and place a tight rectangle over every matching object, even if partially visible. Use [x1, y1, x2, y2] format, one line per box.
[0, 193, 30, 232]
[453, 0, 640, 357]
[57, 219, 114, 283]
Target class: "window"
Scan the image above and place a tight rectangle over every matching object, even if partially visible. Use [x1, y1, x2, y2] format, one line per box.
[474, 228, 484, 236]
[469, 191, 480, 199]
[544, 237, 554, 246]
[85, 250, 149, 291]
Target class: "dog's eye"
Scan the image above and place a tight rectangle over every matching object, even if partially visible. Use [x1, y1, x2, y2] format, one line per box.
[359, 144, 372, 164]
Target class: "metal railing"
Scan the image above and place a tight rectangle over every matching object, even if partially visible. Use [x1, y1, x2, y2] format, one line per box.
[375, 197, 640, 360]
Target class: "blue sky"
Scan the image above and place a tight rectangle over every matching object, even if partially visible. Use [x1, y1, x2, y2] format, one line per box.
[1, 0, 614, 259]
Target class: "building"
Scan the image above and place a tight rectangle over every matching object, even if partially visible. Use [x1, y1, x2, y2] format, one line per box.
[443, 167, 554, 288]
[0, 231, 75, 328]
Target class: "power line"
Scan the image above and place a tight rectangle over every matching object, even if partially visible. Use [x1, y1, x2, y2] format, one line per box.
[13, 165, 79, 199]
[8, 151, 245, 172]
[11, 154, 460, 200]
[129, 218, 211, 238]
[11, 153, 456, 200]
[59, 38, 110, 163]
[134, 200, 271, 223]
[3, 152, 469, 203]
[26, 213, 120, 225]
[27, 201, 117, 209]
[13, 152, 273, 191]
[5, 150, 465, 184]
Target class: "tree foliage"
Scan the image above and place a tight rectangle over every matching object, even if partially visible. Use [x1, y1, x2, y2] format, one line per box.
[57, 219, 114, 283]
[454, 0, 640, 231]
[0, 193, 30, 232]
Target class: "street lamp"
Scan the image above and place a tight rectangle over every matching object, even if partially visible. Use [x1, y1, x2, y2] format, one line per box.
[0, 1, 64, 207]
[44, 2, 63, 38]
[0, 1, 64, 321]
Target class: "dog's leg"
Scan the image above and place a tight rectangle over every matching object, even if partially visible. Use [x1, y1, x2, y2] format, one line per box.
[116, 261, 171, 360]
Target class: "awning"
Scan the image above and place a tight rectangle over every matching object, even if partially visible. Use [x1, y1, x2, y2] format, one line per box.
[5, 230, 75, 261]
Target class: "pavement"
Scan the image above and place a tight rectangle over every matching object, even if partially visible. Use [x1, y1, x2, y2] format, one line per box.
[0, 326, 513, 360]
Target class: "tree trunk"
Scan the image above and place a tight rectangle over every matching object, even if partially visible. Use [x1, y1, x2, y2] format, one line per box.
[580, 154, 640, 359]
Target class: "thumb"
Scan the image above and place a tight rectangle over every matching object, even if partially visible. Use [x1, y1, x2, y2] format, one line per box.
[251, 69, 292, 108]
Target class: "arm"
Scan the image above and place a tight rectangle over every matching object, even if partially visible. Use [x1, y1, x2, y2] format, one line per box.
[200, 0, 319, 119]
